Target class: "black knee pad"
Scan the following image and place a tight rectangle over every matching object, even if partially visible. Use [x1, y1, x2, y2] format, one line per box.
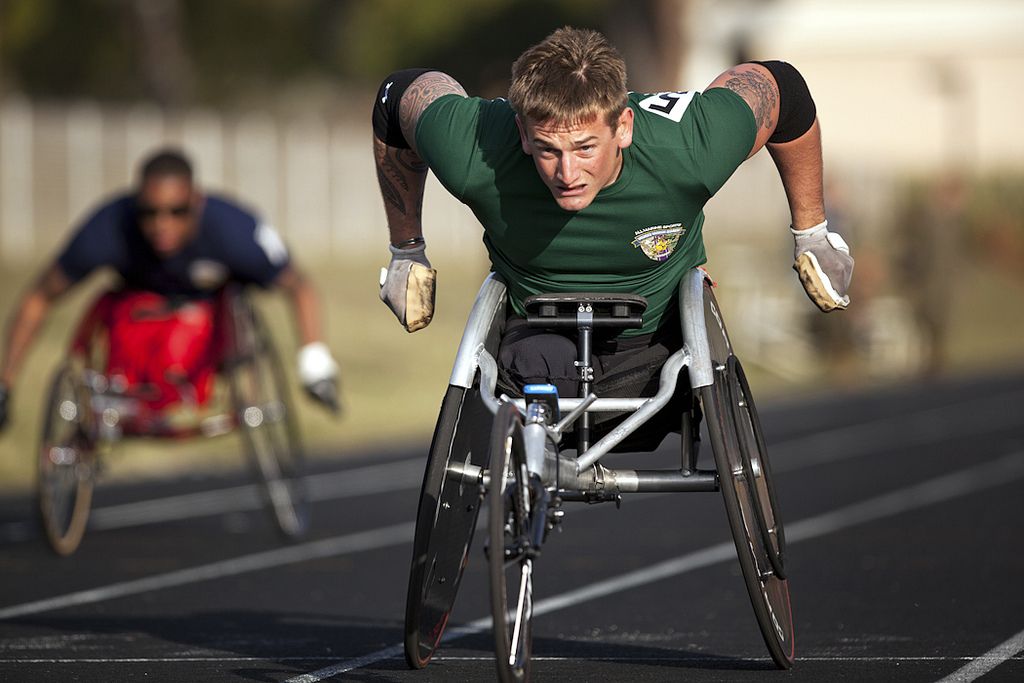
[372, 68, 433, 148]
[750, 60, 816, 143]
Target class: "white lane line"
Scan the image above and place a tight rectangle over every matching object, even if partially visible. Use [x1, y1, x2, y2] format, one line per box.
[3, 388, 1019, 541]
[934, 626, 1024, 682]
[0, 521, 413, 621]
[0, 398, 1019, 618]
[284, 644, 407, 683]
[431, 655, 1023, 662]
[0, 458, 424, 540]
[0, 657, 351, 663]
[0, 397, 1018, 624]
[285, 450, 1024, 681]
[769, 389, 1024, 473]
[5, 654, 1019, 665]
[91, 459, 424, 529]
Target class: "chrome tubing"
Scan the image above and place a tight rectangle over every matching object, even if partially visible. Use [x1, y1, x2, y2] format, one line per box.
[449, 274, 507, 389]
[574, 347, 690, 473]
[679, 268, 714, 389]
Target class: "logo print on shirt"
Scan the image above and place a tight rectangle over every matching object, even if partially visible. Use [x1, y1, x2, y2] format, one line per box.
[631, 223, 685, 262]
[189, 259, 229, 290]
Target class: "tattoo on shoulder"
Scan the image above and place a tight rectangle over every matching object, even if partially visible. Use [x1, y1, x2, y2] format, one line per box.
[723, 68, 777, 131]
[400, 72, 467, 144]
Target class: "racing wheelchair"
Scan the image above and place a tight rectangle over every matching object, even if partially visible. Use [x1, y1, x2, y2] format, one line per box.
[36, 285, 309, 556]
[403, 267, 793, 680]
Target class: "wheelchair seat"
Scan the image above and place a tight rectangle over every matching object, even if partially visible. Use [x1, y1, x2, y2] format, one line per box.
[524, 292, 648, 330]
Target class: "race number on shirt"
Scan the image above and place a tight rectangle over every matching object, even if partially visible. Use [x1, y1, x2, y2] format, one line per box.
[638, 91, 695, 123]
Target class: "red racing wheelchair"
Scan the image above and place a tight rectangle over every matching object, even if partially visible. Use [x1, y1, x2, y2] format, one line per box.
[36, 285, 308, 555]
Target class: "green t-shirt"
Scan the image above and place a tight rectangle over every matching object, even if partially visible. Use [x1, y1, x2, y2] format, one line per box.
[415, 88, 756, 336]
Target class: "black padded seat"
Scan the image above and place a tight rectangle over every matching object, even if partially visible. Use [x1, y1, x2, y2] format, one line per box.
[524, 292, 648, 329]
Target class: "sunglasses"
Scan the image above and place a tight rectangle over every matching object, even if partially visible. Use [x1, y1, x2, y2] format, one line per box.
[137, 203, 192, 219]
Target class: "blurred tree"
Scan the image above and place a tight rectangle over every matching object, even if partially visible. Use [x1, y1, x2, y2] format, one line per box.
[0, 0, 337, 104]
[0, 0, 687, 106]
[337, 0, 617, 97]
[0, 0, 140, 100]
[131, 0, 194, 106]
[605, 0, 686, 92]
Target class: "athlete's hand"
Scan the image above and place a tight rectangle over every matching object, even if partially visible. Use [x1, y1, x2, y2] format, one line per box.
[379, 242, 436, 332]
[791, 221, 854, 312]
[0, 383, 9, 430]
[297, 342, 340, 413]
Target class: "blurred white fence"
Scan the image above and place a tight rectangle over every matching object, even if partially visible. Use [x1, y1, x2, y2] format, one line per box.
[0, 96, 928, 381]
[0, 97, 485, 265]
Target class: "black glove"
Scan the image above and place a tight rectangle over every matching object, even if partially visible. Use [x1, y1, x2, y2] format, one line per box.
[0, 383, 9, 430]
[304, 378, 340, 414]
[297, 342, 340, 414]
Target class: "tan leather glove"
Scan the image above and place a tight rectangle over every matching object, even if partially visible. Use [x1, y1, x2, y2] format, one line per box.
[379, 243, 436, 332]
[792, 221, 854, 312]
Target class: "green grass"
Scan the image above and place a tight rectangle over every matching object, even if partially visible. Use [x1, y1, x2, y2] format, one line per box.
[2, 247, 1023, 494]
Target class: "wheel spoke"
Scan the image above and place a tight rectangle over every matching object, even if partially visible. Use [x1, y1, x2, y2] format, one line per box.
[508, 559, 532, 666]
[489, 401, 534, 681]
[229, 298, 308, 539]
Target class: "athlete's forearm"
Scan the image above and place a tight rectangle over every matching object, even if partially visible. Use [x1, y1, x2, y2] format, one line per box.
[373, 136, 428, 246]
[1, 265, 70, 387]
[767, 119, 826, 230]
[372, 69, 467, 247]
[276, 267, 322, 346]
[1, 291, 52, 387]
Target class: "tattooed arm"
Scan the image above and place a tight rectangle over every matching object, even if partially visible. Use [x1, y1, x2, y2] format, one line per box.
[373, 71, 468, 246]
[706, 62, 850, 313]
[707, 63, 825, 230]
[706, 63, 780, 157]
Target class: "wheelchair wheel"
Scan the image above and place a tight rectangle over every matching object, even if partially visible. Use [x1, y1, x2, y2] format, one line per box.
[727, 356, 786, 578]
[37, 365, 96, 556]
[700, 281, 794, 669]
[404, 380, 493, 669]
[488, 401, 533, 682]
[229, 296, 309, 539]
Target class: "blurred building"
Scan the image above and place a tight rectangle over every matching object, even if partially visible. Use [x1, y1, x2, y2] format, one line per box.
[687, 0, 1024, 230]
[683, 0, 1024, 380]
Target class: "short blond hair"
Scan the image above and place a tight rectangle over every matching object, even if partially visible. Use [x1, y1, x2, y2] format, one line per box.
[509, 27, 628, 128]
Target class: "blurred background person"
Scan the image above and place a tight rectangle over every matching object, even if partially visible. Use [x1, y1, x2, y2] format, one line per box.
[895, 173, 966, 378]
[0, 148, 340, 431]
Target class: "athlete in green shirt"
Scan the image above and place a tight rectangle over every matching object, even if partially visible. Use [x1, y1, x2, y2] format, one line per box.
[373, 27, 853, 392]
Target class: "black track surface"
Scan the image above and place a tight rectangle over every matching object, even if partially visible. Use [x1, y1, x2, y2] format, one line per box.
[1, 369, 1023, 682]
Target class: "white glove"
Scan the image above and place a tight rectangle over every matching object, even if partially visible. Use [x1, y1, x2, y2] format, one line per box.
[791, 221, 854, 312]
[297, 341, 339, 412]
[379, 242, 436, 332]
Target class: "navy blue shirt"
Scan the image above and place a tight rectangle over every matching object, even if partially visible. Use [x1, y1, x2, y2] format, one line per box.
[57, 193, 290, 297]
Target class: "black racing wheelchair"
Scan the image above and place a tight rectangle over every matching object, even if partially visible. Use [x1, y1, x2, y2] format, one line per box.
[403, 267, 793, 680]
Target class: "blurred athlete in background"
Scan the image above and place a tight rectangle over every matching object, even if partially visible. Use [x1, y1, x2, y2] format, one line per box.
[0, 147, 339, 428]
